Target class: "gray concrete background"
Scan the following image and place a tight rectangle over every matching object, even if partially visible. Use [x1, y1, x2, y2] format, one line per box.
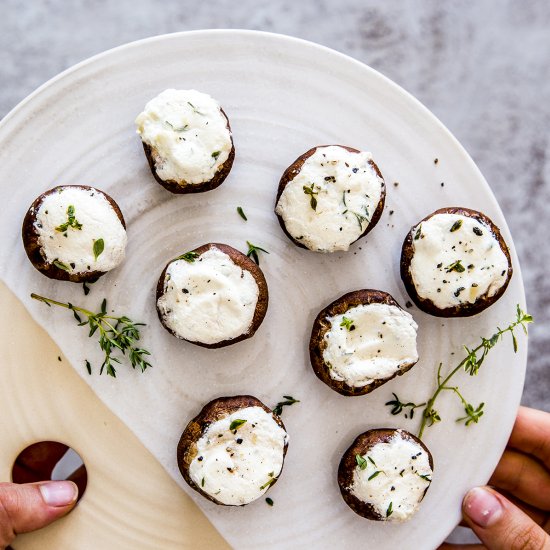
[1, 0, 548, 413]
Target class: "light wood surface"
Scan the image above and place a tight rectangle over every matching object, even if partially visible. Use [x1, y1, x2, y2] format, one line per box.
[0, 281, 229, 549]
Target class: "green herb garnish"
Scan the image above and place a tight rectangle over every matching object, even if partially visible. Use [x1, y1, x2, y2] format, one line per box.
[187, 101, 204, 115]
[368, 471, 381, 481]
[450, 219, 463, 232]
[211, 151, 221, 160]
[165, 121, 189, 132]
[418, 474, 432, 482]
[355, 454, 367, 470]
[93, 238, 104, 261]
[53, 260, 71, 272]
[446, 260, 465, 273]
[83, 281, 93, 296]
[386, 502, 393, 517]
[260, 477, 276, 491]
[201, 477, 205, 487]
[31, 293, 152, 378]
[340, 317, 355, 331]
[273, 395, 300, 416]
[385, 305, 532, 439]
[55, 205, 83, 233]
[265, 497, 274, 506]
[473, 226, 483, 236]
[303, 183, 319, 211]
[237, 206, 247, 221]
[352, 212, 368, 229]
[174, 251, 200, 263]
[85, 359, 92, 375]
[229, 419, 247, 431]
[246, 241, 269, 265]
[414, 225, 422, 240]
[385, 393, 426, 419]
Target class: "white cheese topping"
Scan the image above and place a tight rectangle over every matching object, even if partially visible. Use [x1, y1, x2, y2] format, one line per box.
[351, 430, 432, 522]
[323, 303, 418, 388]
[34, 187, 127, 274]
[409, 213, 509, 309]
[189, 406, 288, 506]
[275, 146, 384, 252]
[157, 247, 260, 345]
[135, 89, 232, 185]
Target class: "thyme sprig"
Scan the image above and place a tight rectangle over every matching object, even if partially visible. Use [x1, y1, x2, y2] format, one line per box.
[385, 393, 426, 419]
[385, 305, 532, 439]
[31, 293, 152, 378]
[303, 183, 319, 211]
[273, 395, 300, 416]
[55, 205, 82, 233]
[246, 241, 269, 265]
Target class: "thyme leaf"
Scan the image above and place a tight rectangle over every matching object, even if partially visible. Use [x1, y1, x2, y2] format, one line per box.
[93, 238, 104, 261]
[273, 395, 300, 416]
[355, 454, 368, 470]
[229, 419, 247, 431]
[450, 219, 463, 232]
[174, 251, 200, 263]
[303, 183, 319, 211]
[53, 260, 71, 272]
[237, 206, 247, 221]
[446, 260, 465, 273]
[246, 241, 269, 265]
[340, 317, 355, 331]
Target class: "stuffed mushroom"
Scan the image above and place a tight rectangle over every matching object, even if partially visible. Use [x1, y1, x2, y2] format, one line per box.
[400, 207, 513, 317]
[135, 89, 235, 193]
[22, 185, 127, 283]
[274, 145, 385, 252]
[156, 243, 268, 348]
[177, 395, 289, 506]
[309, 290, 418, 396]
[338, 428, 433, 521]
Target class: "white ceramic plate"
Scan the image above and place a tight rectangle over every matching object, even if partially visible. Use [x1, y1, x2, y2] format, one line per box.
[0, 30, 527, 549]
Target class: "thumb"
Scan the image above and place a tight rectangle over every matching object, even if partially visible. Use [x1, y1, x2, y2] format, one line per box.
[462, 486, 550, 550]
[0, 481, 78, 548]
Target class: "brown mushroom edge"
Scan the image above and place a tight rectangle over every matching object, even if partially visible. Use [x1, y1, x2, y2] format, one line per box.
[21, 185, 126, 283]
[338, 428, 434, 520]
[309, 290, 418, 396]
[274, 145, 386, 251]
[141, 108, 235, 194]
[155, 243, 268, 348]
[400, 207, 513, 318]
[176, 395, 288, 506]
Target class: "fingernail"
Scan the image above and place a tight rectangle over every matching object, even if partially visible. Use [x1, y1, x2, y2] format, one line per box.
[39, 481, 78, 507]
[464, 487, 503, 527]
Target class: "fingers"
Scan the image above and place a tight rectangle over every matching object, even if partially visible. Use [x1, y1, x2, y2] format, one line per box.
[489, 449, 550, 510]
[462, 486, 550, 550]
[508, 407, 550, 466]
[0, 481, 77, 548]
[438, 544, 484, 550]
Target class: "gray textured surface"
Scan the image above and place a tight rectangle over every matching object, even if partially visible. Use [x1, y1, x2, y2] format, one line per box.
[1, 0, 547, 415]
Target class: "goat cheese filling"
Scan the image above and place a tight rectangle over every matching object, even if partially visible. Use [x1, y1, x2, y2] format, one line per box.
[189, 406, 288, 505]
[323, 303, 418, 388]
[351, 430, 432, 521]
[157, 247, 259, 344]
[409, 213, 510, 309]
[34, 186, 127, 274]
[275, 145, 384, 252]
[135, 89, 232, 185]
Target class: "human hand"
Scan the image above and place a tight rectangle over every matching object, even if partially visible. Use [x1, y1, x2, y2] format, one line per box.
[0, 480, 77, 549]
[441, 406, 550, 549]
